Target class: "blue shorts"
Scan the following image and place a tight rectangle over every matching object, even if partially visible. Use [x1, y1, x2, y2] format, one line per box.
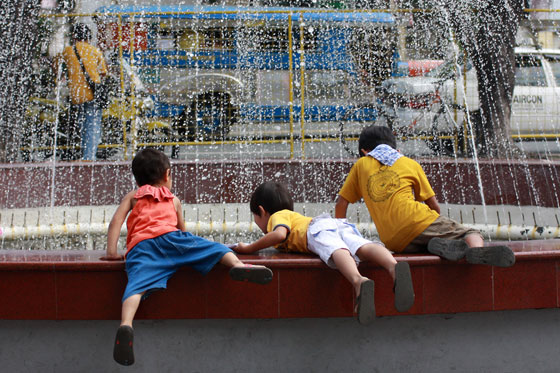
[123, 230, 231, 302]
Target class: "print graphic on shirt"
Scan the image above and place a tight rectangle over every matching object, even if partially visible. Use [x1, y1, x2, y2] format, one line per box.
[367, 168, 400, 202]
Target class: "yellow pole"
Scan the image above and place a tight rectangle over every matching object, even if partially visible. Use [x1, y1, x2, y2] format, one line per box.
[129, 19, 137, 158]
[299, 12, 306, 158]
[462, 53, 468, 153]
[288, 14, 294, 159]
[117, 15, 128, 159]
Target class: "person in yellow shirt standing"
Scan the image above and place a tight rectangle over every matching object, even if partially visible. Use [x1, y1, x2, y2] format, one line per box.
[61, 23, 107, 160]
[335, 125, 515, 267]
[233, 181, 415, 325]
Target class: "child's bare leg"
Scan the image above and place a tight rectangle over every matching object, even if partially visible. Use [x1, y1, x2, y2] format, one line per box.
[220, 251, 269, 269]
[121, 293, 143, 327]
[464, 233, 484, 248]
[357, 243, 415, 313]
[356, 243, 398, 281]
[331, 248, 369, 297]
[220, 252, 245, 267]
[115, 292, 144, 366]
[332, 249, 376, 325]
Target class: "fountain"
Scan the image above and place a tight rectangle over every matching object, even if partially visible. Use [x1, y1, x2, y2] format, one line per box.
[0, 1, 559, 250]
[2, 2, 560, 371]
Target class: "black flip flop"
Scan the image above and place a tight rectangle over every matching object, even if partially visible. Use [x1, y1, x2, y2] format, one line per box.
[114, 325, 134, 366]
[394, 262, 415, 312]
[356, 279, 375, 325]
[465, 245, 515, 267]
[229, 265, 273, 285]
[427, 237, 468, 261]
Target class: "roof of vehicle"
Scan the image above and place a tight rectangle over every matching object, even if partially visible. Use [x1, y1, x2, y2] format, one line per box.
[95, 5, 394, 24]
[514, 46, 560, 55]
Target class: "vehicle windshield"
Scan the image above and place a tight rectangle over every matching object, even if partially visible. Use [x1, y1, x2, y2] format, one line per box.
[425, 56, 472, 79]
[545, 54, 560, 86]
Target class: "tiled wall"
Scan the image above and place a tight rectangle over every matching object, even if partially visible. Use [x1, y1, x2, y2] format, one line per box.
[1, 240, 559, 320]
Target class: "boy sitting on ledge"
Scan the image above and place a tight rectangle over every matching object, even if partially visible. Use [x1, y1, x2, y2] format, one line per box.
[233, 181, 415, 325]
[335, 125, 515, 267]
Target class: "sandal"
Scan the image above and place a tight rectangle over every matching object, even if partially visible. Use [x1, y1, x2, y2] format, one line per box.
[465, 245, 515, 267]
[356, 279, 375, 325]
[229, 264, 273, 285]
[113, 325, 134, 366]
[394, 262, 415, 312]
[427, 238, 468, 261]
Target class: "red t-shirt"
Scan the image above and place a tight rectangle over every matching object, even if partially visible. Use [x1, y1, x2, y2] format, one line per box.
[126, 185, 179, 254]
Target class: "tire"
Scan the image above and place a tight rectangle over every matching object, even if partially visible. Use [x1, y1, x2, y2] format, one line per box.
[425, 103, 469, 156]
[189, 92, 236, 140]
[171, 92, 237, 158]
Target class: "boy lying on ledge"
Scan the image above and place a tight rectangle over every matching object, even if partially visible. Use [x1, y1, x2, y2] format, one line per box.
[233, 181, 415, 325]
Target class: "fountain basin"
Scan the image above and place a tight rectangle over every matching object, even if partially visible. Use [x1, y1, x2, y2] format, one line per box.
[0, 239, 559, 320]
[1, 158, 559, 208]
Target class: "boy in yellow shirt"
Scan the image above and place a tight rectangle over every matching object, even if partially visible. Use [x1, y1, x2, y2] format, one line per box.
[335, 125, 514, 266]
[234, 181, 415, 325]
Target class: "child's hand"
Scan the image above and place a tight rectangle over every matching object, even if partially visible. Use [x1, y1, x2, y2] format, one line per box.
[233, 242, 249, 253]
[100, 253, 124, 261]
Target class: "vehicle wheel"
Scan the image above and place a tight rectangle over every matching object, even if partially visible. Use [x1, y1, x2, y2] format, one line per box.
[424, 130, 459, 156]
[170, 92, 237, 158]
[189, 92, 237, 141]
[426, 103, 468, 156]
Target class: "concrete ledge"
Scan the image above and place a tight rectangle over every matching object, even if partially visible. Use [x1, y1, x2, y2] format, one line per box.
[1, 239, 559, 320]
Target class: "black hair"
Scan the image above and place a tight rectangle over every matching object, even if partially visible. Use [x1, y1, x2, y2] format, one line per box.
[358, 125, 397, 156]
[131, 148, 171, 187]
[250, 181, 294, 216]
[72, 23, 92, 42]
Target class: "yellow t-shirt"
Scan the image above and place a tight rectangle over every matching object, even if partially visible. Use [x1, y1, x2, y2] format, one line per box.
[267, 209, 313, 253]
[62, 41, 108, 105]
[339, 156, 439, 252]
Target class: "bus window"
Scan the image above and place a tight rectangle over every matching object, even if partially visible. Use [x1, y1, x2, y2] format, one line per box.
[304, 71, 350, 105]
[515, 56, 547, 87]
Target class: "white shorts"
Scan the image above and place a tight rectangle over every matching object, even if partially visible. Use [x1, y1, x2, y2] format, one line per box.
[306, 214, 382, 269]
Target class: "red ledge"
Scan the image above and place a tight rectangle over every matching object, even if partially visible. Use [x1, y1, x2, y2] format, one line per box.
[1, 239, 559, 320]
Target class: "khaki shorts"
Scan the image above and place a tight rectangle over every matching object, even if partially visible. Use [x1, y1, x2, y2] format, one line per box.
[402, 215, 482, 253]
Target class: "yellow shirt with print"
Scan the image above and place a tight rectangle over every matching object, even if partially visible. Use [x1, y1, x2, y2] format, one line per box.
[267, 209, 313, 253]
[339, 156, 439, 252]
[62, 41, 108, 105]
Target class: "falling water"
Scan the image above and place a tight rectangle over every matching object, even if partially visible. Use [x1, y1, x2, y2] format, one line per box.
[1, 1, 560, 248]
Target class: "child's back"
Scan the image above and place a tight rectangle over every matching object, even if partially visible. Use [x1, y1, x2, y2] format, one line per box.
[126, 184, 178, 251]
[338, 152, 438, 252]
[336, 125, 514, 268]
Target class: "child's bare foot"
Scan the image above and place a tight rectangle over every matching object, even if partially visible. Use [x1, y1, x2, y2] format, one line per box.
[229, 264, 273, 285]
[356, 279, 375, 325]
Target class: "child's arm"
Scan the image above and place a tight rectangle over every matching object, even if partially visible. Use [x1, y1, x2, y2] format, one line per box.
[101, 190, 135, 261]
[174, 197, 187, 232]
[334, 195, 350, 219]
[424, 196, 441, 214]
[234, 226, 289, 254]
